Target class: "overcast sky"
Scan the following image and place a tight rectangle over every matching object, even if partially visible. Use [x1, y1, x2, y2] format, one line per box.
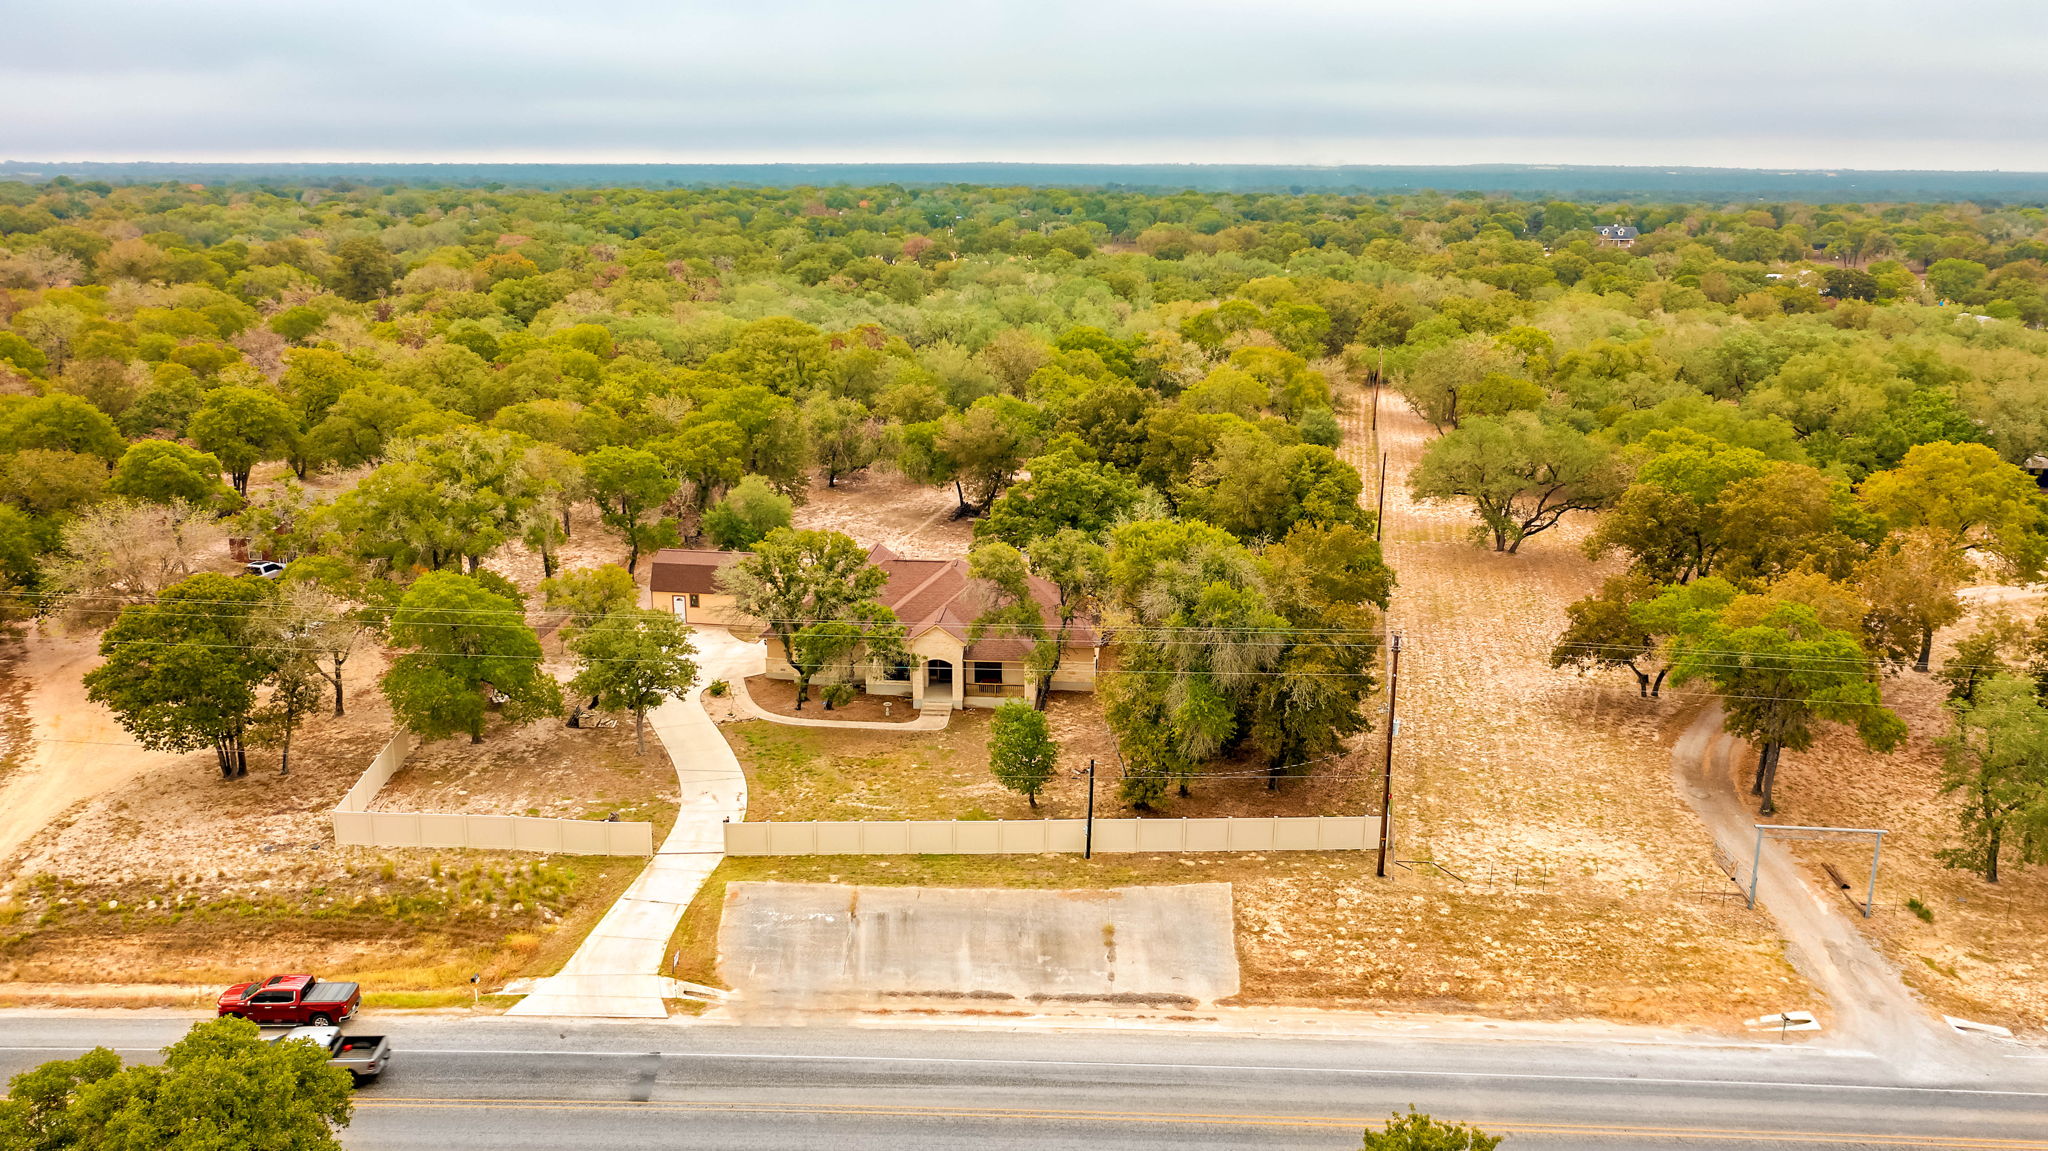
[3, 0, 2044, 169]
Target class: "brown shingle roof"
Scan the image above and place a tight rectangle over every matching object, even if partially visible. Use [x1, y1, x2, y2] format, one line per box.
[865, 544, 1099, 648]
[651, 543, 1099, 645]
[648, 549, 747, 595]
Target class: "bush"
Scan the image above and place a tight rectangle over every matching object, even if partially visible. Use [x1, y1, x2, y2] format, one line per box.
[706, 679, 730, 697]
[1361, 1108, 1501, 1150]
[1907, 897, 1934, 923]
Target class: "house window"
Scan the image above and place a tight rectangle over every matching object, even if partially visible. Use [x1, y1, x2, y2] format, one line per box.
[688, 594, 701, 607]
[972, 661, 1004, 685]
[883, 659, 911, 681]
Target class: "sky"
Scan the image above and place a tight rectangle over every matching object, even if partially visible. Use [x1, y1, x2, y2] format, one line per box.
[3, 0, 2046, 170]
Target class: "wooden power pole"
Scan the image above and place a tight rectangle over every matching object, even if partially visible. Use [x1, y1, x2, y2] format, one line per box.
[1375, 634, 1402, 879]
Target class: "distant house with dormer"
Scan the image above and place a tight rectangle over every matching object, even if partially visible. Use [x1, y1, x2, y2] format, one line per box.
[1595, 224, 1640, 248]
[647, 543, 1102, 710]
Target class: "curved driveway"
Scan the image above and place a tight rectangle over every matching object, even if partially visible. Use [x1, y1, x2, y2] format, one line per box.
[507, 629, 762, 1018]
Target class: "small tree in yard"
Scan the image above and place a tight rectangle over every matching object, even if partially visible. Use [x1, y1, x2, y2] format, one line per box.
[989, 700, 1057, 808]
[0, 1017, 351, 1147]
[1658, 587, 1907, 815]
[84, 572, 272, 779]
[583, 445, 679, 573]
[718, 528, 889, 675]
[1939, 673, 2048, 884]
[1361, 1108, 1501, 1151]
[381, 571, 561, 744]
[539, 563, 640, 636]
[252, 642, 326, 775]
[568, 609, 700, 753]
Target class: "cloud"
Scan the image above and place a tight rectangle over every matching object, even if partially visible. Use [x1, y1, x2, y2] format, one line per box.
[2, 0, 2044, 167]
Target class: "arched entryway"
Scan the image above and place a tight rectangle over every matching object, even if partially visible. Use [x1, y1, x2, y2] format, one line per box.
[924, 659, 953, 687]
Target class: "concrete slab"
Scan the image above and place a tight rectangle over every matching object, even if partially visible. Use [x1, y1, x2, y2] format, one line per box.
[718, 882, 1239, 1005]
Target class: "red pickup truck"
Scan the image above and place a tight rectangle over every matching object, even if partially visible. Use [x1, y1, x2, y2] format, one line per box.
[217, 975, 361, 1026]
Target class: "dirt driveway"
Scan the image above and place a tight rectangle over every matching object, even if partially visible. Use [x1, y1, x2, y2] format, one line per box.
[0, 627, 195, 877]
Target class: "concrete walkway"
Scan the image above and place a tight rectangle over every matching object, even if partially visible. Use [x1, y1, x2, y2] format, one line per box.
[506, 629, 759, 1018]
[729, 679, 951, 731]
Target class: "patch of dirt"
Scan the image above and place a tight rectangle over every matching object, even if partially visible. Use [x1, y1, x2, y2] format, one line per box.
[1768, 589, 2048, 1035]
[739, 675, 921, 723]
[793, 469, 974, 559]
[0, 626, 202, 874]
[0, 640, 649, 990]
[374, 716, 677, 828]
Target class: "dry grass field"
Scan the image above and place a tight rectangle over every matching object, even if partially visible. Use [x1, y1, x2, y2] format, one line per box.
[0, 642, 662, 1001]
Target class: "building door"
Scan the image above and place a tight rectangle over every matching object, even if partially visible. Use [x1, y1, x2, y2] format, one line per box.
[672, 594, 688, 620]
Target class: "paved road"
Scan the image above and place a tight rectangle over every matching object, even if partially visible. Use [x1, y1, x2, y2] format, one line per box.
[2, 1015, 2044, 1148]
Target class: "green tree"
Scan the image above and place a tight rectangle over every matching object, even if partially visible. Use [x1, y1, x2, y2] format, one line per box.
[1860, 441, 2048, 582]
[1395, 336, 1516, 430]
[936, 395, 1040, 514]
[1936, 615, 2033, 705]
[330, 235, 395, 302]
[381, 571, 561, 743]
[189, 385, 298, 495]
[0, 1017, 352, 1150]
[979, 448, 1144, 548]
[540, 564, 640, 634]
[1361, 1108, 1501, 1151]
[1552, 572, 1668, 697]
[969, 531, 1107, 709]
[717, 528, 889, 675]
[0, 392, 125, 461]
[1583, 435, 1773, 584]
[567, 608, 700, 753]
[1410, 411, 1625, 553]
[1937, 674, 2048, 883]
[702, 474, 793, 551]
[989, 699, 1058, 807]
[83, 572, 273, 779]
[1246, 521, 1394, 784]
[0, 448, 108, 517]
[583, 445, 678, 573]
[106, 439, 231, 506]
[804, 394, 880, 487]
[1856, 530, 1970, 672]
[1659, 588, 1907, 814]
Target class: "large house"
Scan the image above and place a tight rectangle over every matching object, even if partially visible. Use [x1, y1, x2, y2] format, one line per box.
[646, 543, 1102, 710]
[1594, 224, 1640, 248]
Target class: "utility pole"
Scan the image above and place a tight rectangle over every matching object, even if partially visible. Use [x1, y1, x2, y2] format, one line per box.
[1372, 350, 1383, 434]
[1084, 758, 1097, 859]
[1375, 634, 1402, 879]
[1375, 452, 1388, 543]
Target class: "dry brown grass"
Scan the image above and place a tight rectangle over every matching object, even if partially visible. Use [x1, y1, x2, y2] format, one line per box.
[792, 469, 974, 559]
[0, 646, 665, 992]
[1765, 590, 2048, 1033]
[374, 715, 679, 831]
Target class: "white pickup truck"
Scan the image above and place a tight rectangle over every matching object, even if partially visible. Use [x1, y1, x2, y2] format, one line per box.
[265, 1025, 391, 1085]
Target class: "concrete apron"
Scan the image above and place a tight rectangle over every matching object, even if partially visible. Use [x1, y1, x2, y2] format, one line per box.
[508, 634, 756, 1019]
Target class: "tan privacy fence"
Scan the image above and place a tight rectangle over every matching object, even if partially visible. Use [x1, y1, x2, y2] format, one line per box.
[723, 816, 1374, 856]
[330, 733, 654, 856]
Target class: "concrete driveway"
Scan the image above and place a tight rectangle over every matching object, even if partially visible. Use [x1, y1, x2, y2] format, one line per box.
[507, 627, 762, 1018]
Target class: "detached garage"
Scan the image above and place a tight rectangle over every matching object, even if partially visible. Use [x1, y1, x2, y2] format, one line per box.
[647, 549, 747, 623]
